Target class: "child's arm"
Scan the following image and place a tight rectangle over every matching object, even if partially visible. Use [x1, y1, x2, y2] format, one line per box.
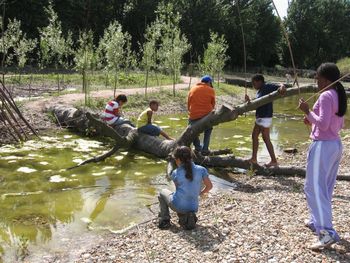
[301, 94, 333, 131]
[147, 110, 153, 124]
[200, 177, 213, 195]
[278, 84, 286, 95]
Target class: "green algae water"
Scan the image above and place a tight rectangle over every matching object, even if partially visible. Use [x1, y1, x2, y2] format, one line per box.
[0, 95, 348, 261]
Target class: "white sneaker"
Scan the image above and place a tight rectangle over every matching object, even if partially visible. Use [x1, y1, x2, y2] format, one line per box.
[310, 230, 336, 250]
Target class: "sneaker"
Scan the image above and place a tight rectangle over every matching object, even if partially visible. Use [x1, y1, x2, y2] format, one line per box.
[304, 219, 316, 233]
[177, 212, 198, 230]
[310, 230, 337, 250]
[184, 212, 197, 230]
[158, 220, 171, 230]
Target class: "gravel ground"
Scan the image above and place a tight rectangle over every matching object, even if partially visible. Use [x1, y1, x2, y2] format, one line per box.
[75, 137, 350, 263]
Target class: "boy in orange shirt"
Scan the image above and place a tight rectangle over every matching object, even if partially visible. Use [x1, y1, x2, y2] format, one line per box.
[187, 75, 215, 155]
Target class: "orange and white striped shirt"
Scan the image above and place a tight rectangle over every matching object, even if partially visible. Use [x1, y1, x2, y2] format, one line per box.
[103, 100, 120, 125]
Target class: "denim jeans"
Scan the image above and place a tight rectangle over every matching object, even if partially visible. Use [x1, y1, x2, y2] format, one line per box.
[189, 118, 213, 152]
[112, 117, 134, 127]
[158, 189, 181, 221]
[138, 124, 161, 136]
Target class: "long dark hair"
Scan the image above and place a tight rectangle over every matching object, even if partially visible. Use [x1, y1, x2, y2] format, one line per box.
[173, 146, 193, 181]
[317, 63, 347, 117]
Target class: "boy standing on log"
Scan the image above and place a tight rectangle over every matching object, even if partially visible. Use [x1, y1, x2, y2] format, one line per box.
[187, 75, 216, 155]
[137, 100, 173, 140]
[245, 74, 286, 167]
[102, 94, 133, 126]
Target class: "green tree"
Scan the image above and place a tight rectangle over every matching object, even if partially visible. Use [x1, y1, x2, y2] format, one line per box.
[156, 2, 190, 96]
[38, 1, 72, 91]
[98, 21, 130, 97]
[0, 18, 19, 82]
[74, 30, 96, 106]
[140, 21, 160, 96]
[200, 32, 229, 88]
[284, 0, 350, 68]
[0, 17, 37, 84]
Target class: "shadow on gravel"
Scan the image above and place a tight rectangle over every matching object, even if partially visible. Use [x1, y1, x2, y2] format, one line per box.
[212, 168, 306, 194]
[333, 194, 350, 202]
[320, 238, 350, 262]
[169, 224, 226, 252]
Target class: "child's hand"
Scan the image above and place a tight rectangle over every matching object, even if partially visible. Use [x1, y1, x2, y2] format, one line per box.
[303, 116, 311, 126]
[278, 85, 287, 96]
[245, 94, 250, 103]
[299, 98, 310, 114]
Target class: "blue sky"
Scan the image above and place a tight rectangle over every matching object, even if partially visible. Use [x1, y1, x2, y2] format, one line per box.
[274, 0, 289, 18]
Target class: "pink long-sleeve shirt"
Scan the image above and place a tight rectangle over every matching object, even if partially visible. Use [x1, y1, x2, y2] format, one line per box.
[306, 89, 344, 141]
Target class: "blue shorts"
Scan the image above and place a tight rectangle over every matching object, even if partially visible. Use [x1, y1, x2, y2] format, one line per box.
[138, 124, 161, 136]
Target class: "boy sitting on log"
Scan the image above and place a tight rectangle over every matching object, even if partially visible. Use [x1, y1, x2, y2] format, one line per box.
[102, 94, 133, 127]
[137, 100, 173, 140]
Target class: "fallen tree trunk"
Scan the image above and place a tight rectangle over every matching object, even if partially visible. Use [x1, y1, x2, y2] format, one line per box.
[194, 154, 350, 181]
[194, 154, 305, 176]
[52, 105, 176, 158]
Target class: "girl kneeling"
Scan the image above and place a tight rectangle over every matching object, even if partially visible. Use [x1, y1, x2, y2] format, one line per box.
[158, 146, 212, 229]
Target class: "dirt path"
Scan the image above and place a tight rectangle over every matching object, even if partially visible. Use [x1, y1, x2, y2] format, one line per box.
[23, 76, 200, 114]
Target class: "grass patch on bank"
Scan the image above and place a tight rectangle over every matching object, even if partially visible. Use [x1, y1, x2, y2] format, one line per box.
[75, 88, 188, 113]
[214, 82, 247, 97]
[5, 71, 179, 90]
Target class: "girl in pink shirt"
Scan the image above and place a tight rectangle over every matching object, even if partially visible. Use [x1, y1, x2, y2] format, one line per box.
[299, 63, 347, 250]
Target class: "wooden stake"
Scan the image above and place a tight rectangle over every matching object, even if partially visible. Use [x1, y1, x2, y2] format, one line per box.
[271, 0, 300, 96]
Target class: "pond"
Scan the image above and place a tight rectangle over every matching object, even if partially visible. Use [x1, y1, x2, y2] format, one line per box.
[0, 94, 348, 261]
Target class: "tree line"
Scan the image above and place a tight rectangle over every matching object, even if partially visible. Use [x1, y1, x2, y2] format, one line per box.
[1, 0, 350, 72]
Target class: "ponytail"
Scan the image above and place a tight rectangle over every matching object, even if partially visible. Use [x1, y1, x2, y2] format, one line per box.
[173, 146, 193, 181]
[317, 62, 348, 117]
[335, 82, 347, 117]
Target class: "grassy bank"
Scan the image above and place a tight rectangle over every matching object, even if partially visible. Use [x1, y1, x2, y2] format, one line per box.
[74, 82, 246, 118]
[5, 71, 179, 91]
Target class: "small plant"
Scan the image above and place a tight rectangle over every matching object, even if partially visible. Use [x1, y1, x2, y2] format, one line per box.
[14, 235, 29, 261]
[246, 163, 257, 177]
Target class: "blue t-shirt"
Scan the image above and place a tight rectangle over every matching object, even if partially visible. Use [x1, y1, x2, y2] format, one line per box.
[255, 83, 279, 118]
[171, 162, 209, 212]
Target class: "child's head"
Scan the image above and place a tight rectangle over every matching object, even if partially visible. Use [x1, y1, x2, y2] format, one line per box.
[114, 94, 127, 106]
[251, 74, 265, 90]
[316, 63, 340, 90]
[173, 146, 193, 181]
[201, 75, 213, 87]
[149, 100, 159, 111]
[317, 62, 347, 117]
